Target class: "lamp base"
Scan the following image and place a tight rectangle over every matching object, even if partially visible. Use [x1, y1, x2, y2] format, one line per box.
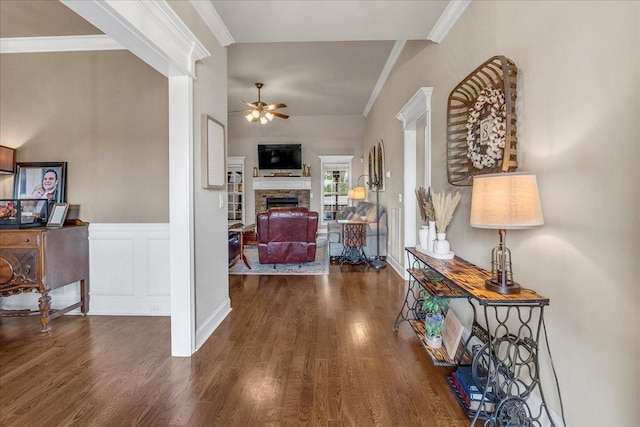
[370, 258, 386, 269]
[485, 279, 521, 295]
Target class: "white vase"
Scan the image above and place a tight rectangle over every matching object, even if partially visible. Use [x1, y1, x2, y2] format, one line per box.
[425, 334, 442, 349]
[427, 220, 437, 252]
[418, 225, 429, 249]
[434, 232, 450, 254]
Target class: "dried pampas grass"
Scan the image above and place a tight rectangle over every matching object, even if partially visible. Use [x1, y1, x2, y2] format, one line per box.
[432, 190, 461, 233]
[415, 187, 435, 223]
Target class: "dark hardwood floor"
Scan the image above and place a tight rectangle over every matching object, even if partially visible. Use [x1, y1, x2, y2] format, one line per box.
[0, 264, 471, 426]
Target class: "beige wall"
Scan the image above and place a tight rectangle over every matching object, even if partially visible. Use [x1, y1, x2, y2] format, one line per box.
[228, 114, 366, 223]
[366, 1, 639, 425]
[0, 50, 169, 222]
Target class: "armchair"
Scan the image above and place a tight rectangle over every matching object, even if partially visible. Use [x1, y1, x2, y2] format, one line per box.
[257, 207, 319, 264]
[327, 201, 387, 260]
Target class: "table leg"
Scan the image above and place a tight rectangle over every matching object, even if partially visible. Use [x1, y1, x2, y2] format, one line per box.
[38, 292, 52, 333]
[239, 231, 251, 269]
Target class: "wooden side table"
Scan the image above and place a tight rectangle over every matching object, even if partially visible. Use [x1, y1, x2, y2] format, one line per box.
[228, 223, 255, 269]
[0, 223, 90, 332]
[338, 220, 369, 267]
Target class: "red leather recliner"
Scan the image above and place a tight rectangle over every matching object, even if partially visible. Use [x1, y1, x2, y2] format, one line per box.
[257, 207, 319, 264]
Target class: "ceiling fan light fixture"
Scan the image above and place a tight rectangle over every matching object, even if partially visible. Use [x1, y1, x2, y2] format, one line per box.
[245, 113, 254, 122]
[265, 112, 274, 121]
[251, 109, 260, 119]
[259, 115, 269, 125]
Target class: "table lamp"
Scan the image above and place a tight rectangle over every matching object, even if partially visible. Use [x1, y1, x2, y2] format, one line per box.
[470, 172, 544, 294]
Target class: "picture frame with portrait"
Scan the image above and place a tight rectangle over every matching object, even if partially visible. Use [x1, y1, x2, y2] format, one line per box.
[13, 162, 67, 203]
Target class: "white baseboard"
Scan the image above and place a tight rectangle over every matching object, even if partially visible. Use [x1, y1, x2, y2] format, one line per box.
[195, 298, 232, 350]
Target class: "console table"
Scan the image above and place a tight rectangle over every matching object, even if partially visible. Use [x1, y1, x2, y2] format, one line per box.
[0, 222, 90, 332]
[395, 247, 555, 426]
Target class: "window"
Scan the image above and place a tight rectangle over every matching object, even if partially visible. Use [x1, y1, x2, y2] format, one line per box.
[319, 156, 353, 225]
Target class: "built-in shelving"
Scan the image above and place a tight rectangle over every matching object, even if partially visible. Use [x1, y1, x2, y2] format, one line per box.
[227, 156, 245, 224]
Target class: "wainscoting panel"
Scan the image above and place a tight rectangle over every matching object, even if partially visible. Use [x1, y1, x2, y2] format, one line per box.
[390, 207, 402, 263]
[89, 223, 170, 315]
[0, 223, 170, 316]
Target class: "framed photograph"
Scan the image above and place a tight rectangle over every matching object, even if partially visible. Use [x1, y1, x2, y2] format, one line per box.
[201, 114, 226, 189]
[13, 162, 67, 203]
[47, 203, 69, 227]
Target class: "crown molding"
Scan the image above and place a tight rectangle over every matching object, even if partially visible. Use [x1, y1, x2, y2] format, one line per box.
[0, 35, 123, 54]
[190, 0, 235, 47]
[363, 40, 406, 117]
[60, 0, 209, 77]
[427, 0, 471, 43]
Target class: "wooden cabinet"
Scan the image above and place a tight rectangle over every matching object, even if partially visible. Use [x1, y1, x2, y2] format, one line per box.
[227, 156, 245, 224]
[0, 223, 90, 332]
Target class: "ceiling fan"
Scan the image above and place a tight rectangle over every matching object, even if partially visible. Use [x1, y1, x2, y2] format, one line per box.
[234, 82, 289, 124]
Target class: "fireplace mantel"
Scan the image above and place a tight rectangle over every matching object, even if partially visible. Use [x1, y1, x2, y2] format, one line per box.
[253, 177, 311, 190]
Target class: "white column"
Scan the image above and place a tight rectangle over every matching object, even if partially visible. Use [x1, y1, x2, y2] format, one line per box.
[169, 75, 195, 357]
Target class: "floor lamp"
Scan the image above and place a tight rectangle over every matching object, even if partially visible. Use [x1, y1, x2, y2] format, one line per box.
[351, 174, 386, 269]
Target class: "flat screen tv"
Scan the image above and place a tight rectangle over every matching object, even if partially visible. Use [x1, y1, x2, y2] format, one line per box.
[258, 144, 302, 170]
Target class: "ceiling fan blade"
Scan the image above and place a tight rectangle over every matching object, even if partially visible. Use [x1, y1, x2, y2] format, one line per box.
[241, 101, 258, 109]
[264, 103, 287, 111]
[271, 111, 289, 119]
[229, 109, 253, 114]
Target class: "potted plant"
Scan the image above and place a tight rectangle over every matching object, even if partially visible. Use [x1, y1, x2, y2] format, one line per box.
[421, 294, 450, 349]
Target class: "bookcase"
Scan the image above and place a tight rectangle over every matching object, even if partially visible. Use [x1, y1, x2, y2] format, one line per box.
[227, 156, 245, 224]
[395, 247, 555, 426]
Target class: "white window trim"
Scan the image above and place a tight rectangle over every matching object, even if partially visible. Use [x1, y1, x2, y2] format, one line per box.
[318, 155, 354, 226]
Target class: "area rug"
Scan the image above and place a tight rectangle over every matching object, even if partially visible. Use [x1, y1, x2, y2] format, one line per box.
[229, 238, 328, 275]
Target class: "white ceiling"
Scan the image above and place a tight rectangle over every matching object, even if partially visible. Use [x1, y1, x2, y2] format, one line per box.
[214, 0, 461, 118]
[0, 0, 467, 119]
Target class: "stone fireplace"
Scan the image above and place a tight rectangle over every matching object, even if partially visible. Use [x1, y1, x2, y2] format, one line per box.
[253, 177, 311, 213]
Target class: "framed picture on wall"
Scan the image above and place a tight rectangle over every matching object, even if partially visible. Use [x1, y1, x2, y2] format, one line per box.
[13, 162, 67, 203]
[201, 114, 226, 189]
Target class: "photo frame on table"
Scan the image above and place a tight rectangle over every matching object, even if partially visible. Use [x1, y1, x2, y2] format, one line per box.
[13, 162, 67, 203]
[201, 114, 226, 189]
[47, 203, 69, 228]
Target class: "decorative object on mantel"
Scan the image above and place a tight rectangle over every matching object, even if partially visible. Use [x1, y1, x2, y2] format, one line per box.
[470, 172, 544, 294]
[417, 190, 461, 259]
[446, 56, 518, 186]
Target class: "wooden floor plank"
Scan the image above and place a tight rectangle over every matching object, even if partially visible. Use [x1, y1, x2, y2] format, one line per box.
[0, 264, 473, 426]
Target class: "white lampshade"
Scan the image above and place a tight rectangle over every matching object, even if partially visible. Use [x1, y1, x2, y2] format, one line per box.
[470, 173, 544, 229]
[350, 186, 366, 200]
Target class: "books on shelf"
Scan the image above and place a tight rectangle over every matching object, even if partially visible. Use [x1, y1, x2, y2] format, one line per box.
[450, 367, 496, 413]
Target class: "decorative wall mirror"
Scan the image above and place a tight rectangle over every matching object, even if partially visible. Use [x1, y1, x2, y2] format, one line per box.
[446, 56, 519, 186]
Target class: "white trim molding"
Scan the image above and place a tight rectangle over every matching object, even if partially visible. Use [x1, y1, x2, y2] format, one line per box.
[190, 0, 235, 47]
[427, 0, 472, 43]
[397, 87, 433, 280]
[363, 40, 406, 117]
[0, 35, 124, 54]
[60, 0, 209, 77]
